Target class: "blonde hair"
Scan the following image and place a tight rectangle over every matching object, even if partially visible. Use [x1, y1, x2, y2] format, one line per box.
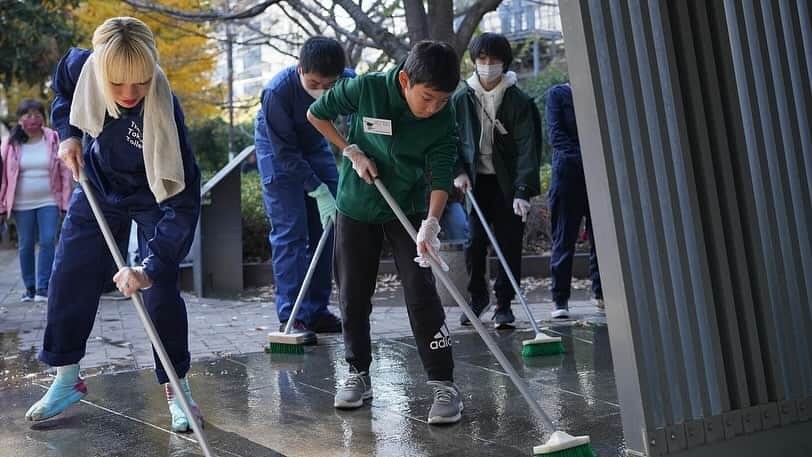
[92, 17, 158, 118]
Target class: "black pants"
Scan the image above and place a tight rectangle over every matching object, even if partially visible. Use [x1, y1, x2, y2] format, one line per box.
[466, 174, 525, 307]
[549, 152, 602, 307]
[334, 212, 454, 382]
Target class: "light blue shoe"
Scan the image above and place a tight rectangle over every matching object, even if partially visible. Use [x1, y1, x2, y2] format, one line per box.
[25, 364, 87, 421]
[166, 378, 203, 433]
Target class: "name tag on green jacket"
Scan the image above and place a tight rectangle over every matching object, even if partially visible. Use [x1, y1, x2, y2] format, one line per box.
[362, 117, 392, 136]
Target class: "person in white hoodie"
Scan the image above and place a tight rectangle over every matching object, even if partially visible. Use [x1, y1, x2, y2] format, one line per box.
[451, 33, 542, 329]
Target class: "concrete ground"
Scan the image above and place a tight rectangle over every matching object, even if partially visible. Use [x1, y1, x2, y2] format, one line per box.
[0, 247, 622, 456]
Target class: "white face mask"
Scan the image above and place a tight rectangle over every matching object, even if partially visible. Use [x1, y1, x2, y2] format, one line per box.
[300, 74, 325, 99]
[476, 63, 503, 84]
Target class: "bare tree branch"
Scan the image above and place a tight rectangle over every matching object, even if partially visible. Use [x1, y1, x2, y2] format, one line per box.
[287, 0, 380, 49]
[455, 0, 503, 55]
[275, 2, 321, 36]
[123, 0, 283, 21]
[333, 0, 408, 61]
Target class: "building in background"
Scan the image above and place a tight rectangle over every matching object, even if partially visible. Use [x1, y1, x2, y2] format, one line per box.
[479, 0, 564, 78]
[213, 14, 298, 126]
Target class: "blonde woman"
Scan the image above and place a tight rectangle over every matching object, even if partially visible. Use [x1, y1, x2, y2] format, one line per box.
[25, 17, 203, 433]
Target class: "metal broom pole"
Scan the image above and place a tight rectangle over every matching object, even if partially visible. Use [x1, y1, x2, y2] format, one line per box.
[373, 178, 555, 431]
[79, 170, 215, 457]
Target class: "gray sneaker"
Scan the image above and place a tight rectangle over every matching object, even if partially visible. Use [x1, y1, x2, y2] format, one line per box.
[334, 371, 372, 409]
[427, 381, 463, 425]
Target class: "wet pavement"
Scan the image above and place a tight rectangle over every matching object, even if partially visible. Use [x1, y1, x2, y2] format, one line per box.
[0, 246, 622, 456]
[0, 325, 622, 457]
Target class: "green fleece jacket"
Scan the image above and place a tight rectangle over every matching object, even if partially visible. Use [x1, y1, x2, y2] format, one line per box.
[309, 63, 457, 223]
[452, 78, 542, 203]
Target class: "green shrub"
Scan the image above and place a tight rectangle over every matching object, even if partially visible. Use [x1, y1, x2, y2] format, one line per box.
[540, 163, 552, 196]
[188, 118, 254, 177]
[241, 171, 271, 262]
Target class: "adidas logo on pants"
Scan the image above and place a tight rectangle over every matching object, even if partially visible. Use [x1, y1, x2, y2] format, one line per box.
[430, 325, 452, 350]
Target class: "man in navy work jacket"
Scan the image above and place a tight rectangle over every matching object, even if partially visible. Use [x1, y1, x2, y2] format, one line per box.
[546, 83, 603, 318]
[254, 36, 354, 338]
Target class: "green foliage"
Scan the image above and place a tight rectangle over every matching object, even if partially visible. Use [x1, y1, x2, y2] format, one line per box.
[522, 61, 570, 165]
[0, 0, 80, 88]
[188, 118, 254, 176]
[241, 171, 271, 262]
[540, 163, 552, 196]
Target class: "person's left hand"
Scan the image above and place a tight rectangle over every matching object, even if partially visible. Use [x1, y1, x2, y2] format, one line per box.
[414, 216, 449, 271]
[307, 182, 337, 229]
[113, 266, 152, 297]
[513, 198, 531, 222]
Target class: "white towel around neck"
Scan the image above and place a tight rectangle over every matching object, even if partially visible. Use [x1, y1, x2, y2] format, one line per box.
[69, 52, 185, 203]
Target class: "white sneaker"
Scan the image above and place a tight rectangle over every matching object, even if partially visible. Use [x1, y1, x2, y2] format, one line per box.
[591, 298, 605, 309]
[551, 308, 569, 319]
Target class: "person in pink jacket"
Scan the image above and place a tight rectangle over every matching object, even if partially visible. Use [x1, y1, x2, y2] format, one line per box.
[0, 99, 73, 301]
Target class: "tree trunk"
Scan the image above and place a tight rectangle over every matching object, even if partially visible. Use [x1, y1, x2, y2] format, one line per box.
[334, 0, 409, 61]
[428, 0, 455, 46]
[403, 0, 429, 46]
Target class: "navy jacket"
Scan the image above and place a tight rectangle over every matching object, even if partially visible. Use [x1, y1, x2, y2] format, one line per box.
[51, 48, 201, 284]
[546, 83, 580, 157]
[254, 65, 354, 192]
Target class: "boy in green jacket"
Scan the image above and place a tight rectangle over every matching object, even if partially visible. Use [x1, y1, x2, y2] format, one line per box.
[452, 33, 542, 329]
[307, 41, 462, 425]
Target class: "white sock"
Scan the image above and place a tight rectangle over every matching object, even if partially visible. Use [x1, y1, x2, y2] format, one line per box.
[55, 364, 78, 377]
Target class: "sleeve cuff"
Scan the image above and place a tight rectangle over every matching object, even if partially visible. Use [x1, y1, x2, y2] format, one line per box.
[59, 129, 82, 144]
[141, 255, 173, 285]
[431, 177, 453, 194]
[514, 186, 531, 200]
[303, 173, 323, 194]
[308, 102, 330, 120]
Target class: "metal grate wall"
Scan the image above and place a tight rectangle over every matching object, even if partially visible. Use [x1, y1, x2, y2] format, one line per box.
[558, 0, 812, 455]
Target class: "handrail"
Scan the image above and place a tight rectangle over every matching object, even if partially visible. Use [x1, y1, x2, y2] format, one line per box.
[200, 145, 255, 197]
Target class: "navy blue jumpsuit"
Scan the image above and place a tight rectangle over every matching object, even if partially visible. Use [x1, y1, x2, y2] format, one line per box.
[41, 48, 201, 384]
[546, 83, 602, 308]
[254, 65, 352, 327]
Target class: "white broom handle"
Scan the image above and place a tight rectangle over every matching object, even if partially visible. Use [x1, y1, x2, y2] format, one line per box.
[466, 189, 543, 335]
[284, 217, 334, 334]
[79, 170, 215, 457]
[373, 178, 555, 431]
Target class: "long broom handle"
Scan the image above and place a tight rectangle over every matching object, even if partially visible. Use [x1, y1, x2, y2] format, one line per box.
[466, 190, 543, 336]
[79, 170, 215, 457]
[284, 217, 334, 334]
[373, 178, 555, 431]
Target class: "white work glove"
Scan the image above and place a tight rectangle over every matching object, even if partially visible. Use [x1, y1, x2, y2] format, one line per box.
[113, 266, 152, 297]
[513, 198, 531, 222]
[453, 173, 471, 193]
[414, 216, 449, 272]
[343, 144, 378, 184]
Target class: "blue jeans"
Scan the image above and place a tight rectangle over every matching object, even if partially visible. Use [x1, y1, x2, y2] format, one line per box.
[13, 205, 60, 291]
[440, 201, 469, 242]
